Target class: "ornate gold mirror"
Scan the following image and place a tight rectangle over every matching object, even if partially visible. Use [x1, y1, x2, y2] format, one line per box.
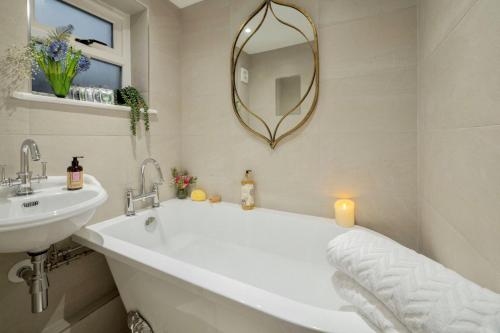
[231, 0, 319, 149]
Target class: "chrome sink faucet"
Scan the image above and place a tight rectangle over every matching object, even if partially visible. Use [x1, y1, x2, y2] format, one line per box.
[126, 158, 165, 216]
[0, 139, 47, 196]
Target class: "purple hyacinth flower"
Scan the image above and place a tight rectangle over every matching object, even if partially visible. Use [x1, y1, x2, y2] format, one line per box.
[47, 40, 68, 62]
[76, 55, 91, 73]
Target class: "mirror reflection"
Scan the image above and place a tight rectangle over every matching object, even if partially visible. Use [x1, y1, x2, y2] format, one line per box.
[232, 1, 319, 148]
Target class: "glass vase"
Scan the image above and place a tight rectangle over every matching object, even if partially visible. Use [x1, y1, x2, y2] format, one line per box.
[46, 72, 74, 98]
[176, 188, 188, 199]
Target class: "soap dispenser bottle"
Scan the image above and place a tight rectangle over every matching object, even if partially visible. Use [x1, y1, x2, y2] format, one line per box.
[241, 170, 255, 210]
[67, 156, 84, 190]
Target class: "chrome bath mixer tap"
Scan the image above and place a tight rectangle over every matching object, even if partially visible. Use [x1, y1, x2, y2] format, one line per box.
[126, 158, 165, 216]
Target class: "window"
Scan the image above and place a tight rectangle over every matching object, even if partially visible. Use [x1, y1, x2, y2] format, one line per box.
[32, 58, 122, 93]
[34, 0, 114, 47]
[31, 0, 131, 93]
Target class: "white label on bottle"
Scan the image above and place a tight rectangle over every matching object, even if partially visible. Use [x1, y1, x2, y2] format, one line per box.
[241, 184, 255, 206]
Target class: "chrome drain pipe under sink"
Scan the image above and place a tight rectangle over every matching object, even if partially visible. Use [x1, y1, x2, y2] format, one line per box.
[17, 251, 49, 313]
[8, 244, 95, 313]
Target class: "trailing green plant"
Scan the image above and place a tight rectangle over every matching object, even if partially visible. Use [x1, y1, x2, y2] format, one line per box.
[117, 86, 149, 136]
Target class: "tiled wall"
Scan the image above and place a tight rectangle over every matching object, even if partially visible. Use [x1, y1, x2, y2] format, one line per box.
[0, 0, 181, 331]
[418, 0, 500, 292]
[180, 0, 418, 248]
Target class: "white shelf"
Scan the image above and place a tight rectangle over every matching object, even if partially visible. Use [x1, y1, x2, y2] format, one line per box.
[11, 91, 157, 115]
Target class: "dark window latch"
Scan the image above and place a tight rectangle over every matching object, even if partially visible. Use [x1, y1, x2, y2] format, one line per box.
[75, 38, 108, 47]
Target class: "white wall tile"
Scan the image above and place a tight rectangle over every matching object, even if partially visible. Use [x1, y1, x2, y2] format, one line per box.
[419, 0, 500, 292]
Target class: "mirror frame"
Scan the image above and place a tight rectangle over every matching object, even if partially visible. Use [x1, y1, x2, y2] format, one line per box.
[231, 0, 319, 149]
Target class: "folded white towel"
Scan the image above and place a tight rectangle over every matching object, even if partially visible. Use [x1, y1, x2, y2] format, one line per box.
[327, 230, 500, 333]
[332, 271, 410, 333]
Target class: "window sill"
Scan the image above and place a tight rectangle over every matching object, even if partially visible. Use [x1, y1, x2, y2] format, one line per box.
[11, 91, 157, 115]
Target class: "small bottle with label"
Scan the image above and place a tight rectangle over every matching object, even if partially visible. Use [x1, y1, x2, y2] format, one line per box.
[241, 170, 255, 210]
[67, 156, 84, 191]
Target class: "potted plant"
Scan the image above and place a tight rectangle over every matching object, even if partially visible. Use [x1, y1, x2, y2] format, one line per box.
[31, 25, 90, 98]
[171, 168, 197, 199]
[115, 86, 150, 136]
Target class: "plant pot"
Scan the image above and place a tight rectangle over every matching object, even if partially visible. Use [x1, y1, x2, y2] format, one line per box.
[114, 89, 126, 105]
[176, 188, 189, 199]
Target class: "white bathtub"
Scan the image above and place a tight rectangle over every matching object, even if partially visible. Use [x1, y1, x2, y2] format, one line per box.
[74, 200, 378, 333]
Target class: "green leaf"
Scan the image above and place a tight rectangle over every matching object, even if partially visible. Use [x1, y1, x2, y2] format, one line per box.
[117, 86, 149, 136]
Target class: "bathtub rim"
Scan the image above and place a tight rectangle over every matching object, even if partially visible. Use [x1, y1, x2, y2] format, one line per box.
[73, 199, 377, 333]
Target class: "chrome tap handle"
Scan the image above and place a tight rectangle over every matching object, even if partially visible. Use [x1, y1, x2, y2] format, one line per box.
[0, 165, 9, 187]
[0, 165, 6, 182]
[0, 165, 22, 187]
[152, 183, 160, 208]
[41, 162, 47, 177]
[126, 188, 136, 216]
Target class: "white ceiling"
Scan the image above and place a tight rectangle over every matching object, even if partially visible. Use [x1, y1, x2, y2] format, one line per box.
[169, 0, 205, 8]
[101, 0, 146, 14]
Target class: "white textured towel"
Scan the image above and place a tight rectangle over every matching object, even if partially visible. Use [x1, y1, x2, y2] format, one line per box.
[332, 271, 410, 333]
[327, 230, 500, 333]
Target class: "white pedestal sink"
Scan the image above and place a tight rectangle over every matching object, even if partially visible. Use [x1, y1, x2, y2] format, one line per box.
[0, 174, 107, 253]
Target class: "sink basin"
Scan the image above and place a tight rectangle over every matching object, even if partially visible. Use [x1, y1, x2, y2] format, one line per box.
[0, 175, 107, 253]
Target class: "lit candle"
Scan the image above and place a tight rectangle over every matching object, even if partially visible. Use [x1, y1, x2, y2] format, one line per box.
[335, 199, 355, 227]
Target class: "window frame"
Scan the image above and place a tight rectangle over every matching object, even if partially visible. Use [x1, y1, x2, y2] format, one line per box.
[29, 0, 132, 90]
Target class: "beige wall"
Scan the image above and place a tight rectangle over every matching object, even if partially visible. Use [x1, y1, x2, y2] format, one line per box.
[418, 0, 500, 292]
[0, 0, 181, 332]
[180, 0, 418, 248]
